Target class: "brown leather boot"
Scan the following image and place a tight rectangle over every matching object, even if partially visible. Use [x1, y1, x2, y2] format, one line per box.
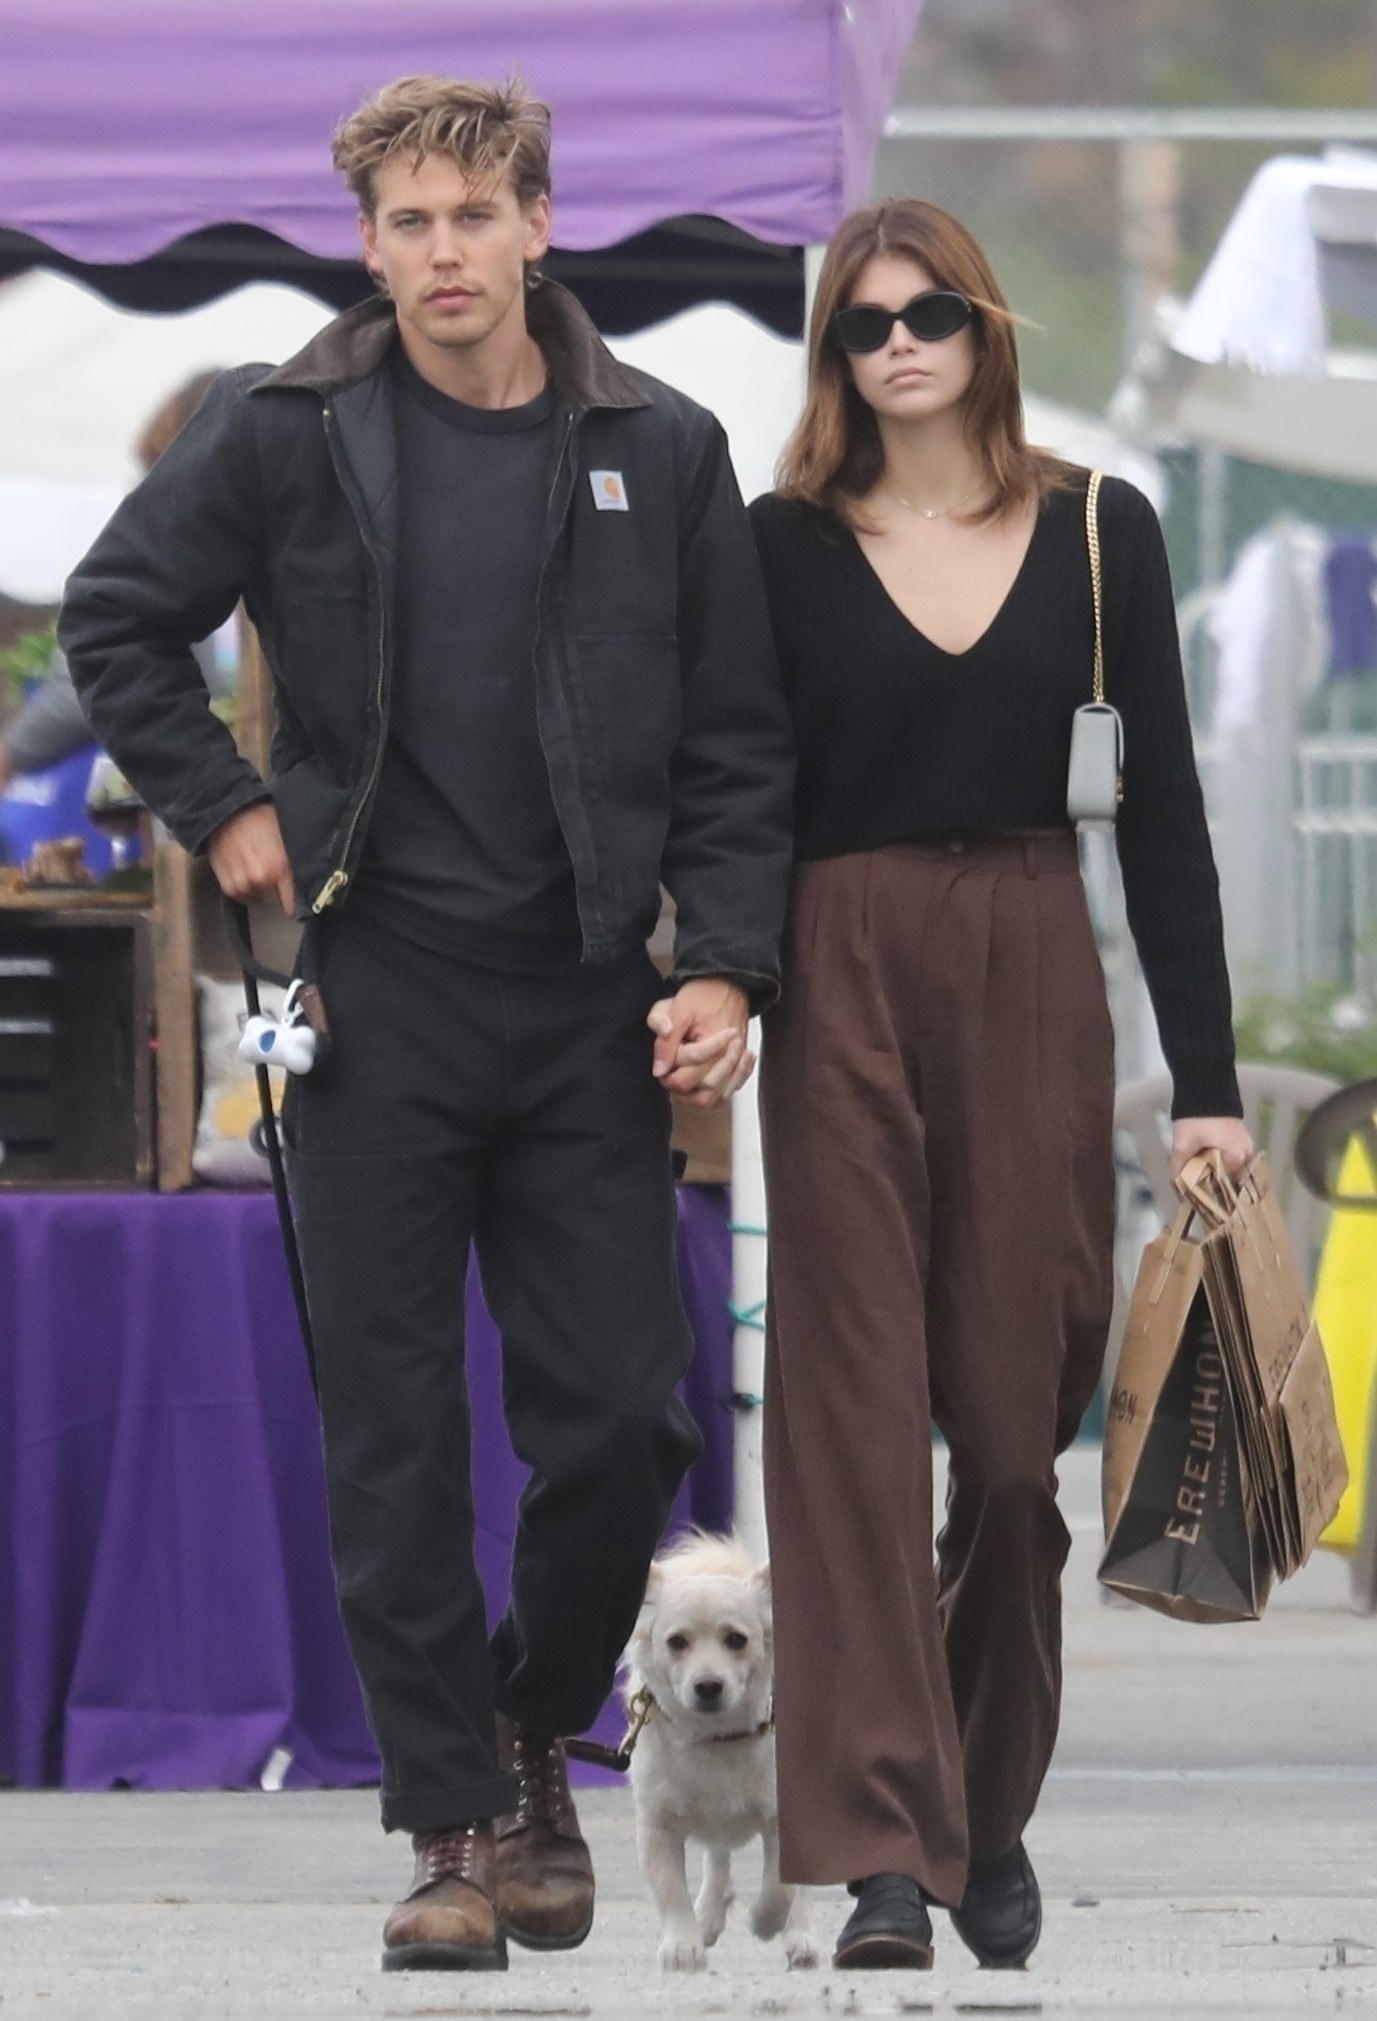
[381, 1822, 507, 1972]
[493, 1713, 595, 1950]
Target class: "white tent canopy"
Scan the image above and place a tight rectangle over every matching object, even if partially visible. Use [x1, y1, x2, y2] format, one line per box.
[1150, 340, 1377, 485]
[1172, 148, 1377, 379]
[0, 272, 335, 603]
[0, 271, 337, 488]
[1115, 147, 1377, 487]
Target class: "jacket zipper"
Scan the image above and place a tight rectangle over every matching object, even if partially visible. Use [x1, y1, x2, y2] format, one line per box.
[532, 408, 583, 918]
[312, 400, 389, 913]
[534, 409, 578, 656]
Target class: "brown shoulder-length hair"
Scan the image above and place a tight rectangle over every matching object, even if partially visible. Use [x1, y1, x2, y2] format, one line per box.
[777, 199, 1076, 526]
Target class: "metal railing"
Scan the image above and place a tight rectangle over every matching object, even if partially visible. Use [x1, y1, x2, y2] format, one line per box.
[1295, 737, 1377, 988]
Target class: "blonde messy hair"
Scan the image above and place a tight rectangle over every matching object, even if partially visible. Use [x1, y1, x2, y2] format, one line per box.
[331, 75, 552, 218]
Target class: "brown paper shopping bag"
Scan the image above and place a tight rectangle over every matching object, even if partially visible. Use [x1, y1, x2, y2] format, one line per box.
[1099, 1153, 1347, 1622]
[1179, 1154, 1349, 1573]
[1100, 1199, 1273, 1621]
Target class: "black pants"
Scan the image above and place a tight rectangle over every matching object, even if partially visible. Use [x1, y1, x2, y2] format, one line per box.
[284, 911, 701, 1835]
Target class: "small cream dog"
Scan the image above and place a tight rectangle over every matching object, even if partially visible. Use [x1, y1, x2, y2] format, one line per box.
[623, 1532, 816, 1973]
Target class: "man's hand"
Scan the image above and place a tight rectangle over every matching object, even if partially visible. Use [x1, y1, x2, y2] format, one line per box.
[647, 978, 753, 1108]
[207, 802, 296, 917]
[1170, 1115, 1254, 1184]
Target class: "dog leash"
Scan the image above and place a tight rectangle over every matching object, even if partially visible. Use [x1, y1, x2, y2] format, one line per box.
[226, 897, 318, 1400]
[565, 1689, 656, 1773]
[564, 1690, 775, 1774]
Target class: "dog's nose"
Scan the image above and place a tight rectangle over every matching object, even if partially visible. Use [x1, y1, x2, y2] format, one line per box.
[693, 1677, 725, 1707]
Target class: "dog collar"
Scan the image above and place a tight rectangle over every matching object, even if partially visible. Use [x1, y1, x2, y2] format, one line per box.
[702, 1715, 777, 1745]
[563, 1689, 774, 1773]
[629, 1689, 776, 1748]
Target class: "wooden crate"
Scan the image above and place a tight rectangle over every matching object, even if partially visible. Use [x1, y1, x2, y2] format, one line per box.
[151, 840, 299, 1192]
[0, 850, 296, 1192]
[0, 903, 155, 1187]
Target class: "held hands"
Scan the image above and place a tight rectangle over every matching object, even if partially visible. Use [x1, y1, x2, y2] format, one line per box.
[647, 978, 754, 1108]
[1170, 1116, 1254, 1184]
[207, 802, 296, 917]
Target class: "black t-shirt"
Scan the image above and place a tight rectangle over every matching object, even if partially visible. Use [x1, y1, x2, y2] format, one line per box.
[353, 348, 583, 970]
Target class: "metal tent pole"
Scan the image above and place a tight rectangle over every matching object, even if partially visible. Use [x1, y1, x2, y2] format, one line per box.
[728, 244, 824, 1559]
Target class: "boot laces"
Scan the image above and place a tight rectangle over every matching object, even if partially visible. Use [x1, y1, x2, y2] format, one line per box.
[511, 1731, 563, 1826]
[419, 1823, 481, 1886]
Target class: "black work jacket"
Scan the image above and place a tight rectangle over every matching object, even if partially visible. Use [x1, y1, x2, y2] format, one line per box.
[59, 283, 794, 1002]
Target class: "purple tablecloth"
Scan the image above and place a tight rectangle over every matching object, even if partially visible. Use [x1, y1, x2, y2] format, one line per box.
[0, 1184, 733, 1792]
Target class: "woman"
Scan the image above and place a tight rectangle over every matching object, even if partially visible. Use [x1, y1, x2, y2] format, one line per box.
[749, 200, 1251, 1973]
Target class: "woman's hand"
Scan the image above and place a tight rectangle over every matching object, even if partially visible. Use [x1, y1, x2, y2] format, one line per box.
[1170, 1115, 1254, 1184]
[647, 979, 755, 1108]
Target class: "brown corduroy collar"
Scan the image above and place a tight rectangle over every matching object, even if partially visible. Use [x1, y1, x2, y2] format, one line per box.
[255, 277, 651, 414]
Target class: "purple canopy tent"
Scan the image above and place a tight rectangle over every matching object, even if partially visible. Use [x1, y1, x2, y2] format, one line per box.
[0, 0, 921, 333]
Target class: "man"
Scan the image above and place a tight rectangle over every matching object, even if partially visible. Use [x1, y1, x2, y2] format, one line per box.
[60, 76, 792, 1974]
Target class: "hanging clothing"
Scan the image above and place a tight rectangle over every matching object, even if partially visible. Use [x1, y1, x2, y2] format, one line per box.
[1323, 534, 1377, 681]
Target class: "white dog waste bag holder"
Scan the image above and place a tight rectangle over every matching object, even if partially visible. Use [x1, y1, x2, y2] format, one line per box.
[1066, 470, 1124, 827]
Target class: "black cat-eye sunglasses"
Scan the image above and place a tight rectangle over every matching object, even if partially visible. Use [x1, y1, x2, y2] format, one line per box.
[829, 289, 974, 355]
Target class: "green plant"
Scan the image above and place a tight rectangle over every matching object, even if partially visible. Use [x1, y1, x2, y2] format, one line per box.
[1235, 978, 1377, 1085]
[0, 622, 59, 708]
[210, 694, 239, 736]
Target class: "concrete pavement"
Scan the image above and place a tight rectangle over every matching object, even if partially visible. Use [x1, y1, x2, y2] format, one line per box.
[2, 1448, 1374, 2017]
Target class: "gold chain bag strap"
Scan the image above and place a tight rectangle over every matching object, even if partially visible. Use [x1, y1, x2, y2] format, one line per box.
[1066, 468, 1125, 825]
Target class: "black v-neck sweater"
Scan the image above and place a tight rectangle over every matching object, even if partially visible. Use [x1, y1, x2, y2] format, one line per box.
[748, 476, 1241, 1121]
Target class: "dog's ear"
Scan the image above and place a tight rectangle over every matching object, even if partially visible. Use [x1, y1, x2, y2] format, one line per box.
[749, 1562, 771, 1593]
[643, 1562, 665, 1601]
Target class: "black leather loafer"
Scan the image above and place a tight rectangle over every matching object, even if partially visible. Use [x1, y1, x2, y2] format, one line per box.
[950, 1841, 1041, 1969]
[832, 1873, 934, 1970]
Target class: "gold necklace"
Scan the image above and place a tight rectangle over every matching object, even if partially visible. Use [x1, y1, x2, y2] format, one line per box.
[888, 479, 984, 522]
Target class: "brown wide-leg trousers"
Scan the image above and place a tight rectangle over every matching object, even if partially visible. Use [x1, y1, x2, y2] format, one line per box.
[760, 832, 1116, 1903]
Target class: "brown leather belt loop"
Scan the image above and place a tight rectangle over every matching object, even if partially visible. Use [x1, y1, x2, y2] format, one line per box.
[889, 831, 1076, 875]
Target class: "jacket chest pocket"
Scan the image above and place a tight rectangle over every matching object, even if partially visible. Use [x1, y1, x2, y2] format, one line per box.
[271, 594, 373, 775]
[573, 631, 681, 753]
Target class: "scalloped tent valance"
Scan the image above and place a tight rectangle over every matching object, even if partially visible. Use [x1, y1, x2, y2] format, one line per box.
[0, 0, 920, 332]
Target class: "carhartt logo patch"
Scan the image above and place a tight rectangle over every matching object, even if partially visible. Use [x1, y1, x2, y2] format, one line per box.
[590, 469, 629, 511]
